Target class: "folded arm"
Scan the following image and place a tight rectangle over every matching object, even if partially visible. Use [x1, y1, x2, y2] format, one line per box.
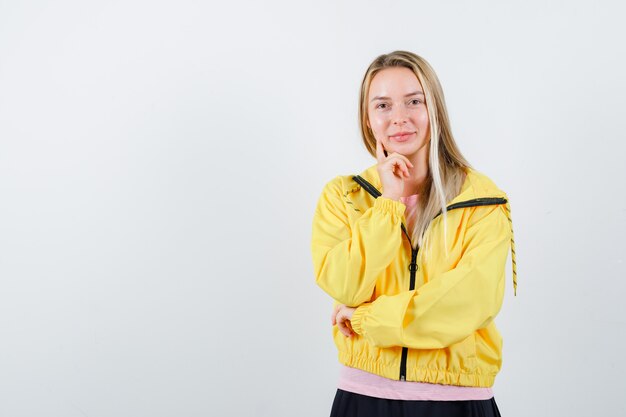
[350, 204, 512, 349]
[311, 177, 406, 307]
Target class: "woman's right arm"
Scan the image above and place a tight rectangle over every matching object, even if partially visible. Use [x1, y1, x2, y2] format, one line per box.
[311, 176, 406, 307]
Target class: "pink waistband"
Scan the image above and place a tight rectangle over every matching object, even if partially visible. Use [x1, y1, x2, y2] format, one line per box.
[337, 365, 494, 401]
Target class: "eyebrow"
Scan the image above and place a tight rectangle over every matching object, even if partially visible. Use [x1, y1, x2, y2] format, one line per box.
[370, 91, 424, 102]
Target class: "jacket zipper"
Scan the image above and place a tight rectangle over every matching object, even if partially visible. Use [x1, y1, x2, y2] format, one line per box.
[399, 222, 417, 381]
[352, 175, 507, 382]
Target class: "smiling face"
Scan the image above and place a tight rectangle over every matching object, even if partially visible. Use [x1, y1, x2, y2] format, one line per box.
[366, 67, 431, 159]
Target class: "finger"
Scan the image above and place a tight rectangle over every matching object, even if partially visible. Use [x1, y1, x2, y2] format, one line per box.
[331, 304, 340, 325]
[336, 313, 350, 337]
[383, 156, 408, 174]
[346, 320, 355, 336]
[386, 157, 412, 179]
[387, 152, 414, 169]
[337, 320, 351, 337]
[390, 160, 408, 179]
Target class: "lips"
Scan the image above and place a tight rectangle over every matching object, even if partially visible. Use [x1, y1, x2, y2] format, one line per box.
[389, 132, 415, 142]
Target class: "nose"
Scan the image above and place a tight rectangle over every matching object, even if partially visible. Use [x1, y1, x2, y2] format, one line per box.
[392, 105, 408, 125]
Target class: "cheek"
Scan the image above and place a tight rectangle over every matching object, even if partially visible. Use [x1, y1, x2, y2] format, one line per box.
[368, 112, 388, 132]
[415, 108, 430, 127]
[368, 114, 389, 143]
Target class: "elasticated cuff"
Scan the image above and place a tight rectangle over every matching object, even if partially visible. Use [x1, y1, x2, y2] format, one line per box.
[350, 303, 372, 336]
[374, 197, 406, 219]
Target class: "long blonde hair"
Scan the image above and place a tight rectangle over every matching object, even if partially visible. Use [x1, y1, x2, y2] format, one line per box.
[359, 51, 471, 252]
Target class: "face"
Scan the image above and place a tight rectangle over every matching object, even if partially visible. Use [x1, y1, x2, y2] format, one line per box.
[366, 67, 430, 158]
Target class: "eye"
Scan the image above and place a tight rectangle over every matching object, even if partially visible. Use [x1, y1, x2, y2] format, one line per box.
[409, 99, 422, 105]
[376, 103, 389, 109]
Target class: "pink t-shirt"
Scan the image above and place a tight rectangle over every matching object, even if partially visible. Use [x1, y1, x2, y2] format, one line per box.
[337, 193, 494, 401]
[337, 365, 494, 400]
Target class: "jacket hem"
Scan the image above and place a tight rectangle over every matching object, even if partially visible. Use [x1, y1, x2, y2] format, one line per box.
[338, 352, 496, 388]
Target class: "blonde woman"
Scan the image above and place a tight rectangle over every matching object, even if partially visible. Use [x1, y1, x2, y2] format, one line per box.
[311, 51, 518, 417]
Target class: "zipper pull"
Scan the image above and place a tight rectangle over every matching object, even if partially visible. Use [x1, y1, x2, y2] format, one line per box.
[408, 247, 419, 272]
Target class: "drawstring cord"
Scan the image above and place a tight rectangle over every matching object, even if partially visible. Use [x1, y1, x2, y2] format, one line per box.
[504, 201, 518, 296]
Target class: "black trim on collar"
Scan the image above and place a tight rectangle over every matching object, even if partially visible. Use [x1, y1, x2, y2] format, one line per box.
[352, 175, 381, 198]
[433, 197, 508, 219]
[352, 175, 508, 216]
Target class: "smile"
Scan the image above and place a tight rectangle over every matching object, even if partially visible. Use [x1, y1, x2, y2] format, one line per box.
[389, 132, 415, 142]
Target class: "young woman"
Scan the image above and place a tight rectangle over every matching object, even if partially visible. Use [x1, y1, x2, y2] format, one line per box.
[311, 51, 518, 417]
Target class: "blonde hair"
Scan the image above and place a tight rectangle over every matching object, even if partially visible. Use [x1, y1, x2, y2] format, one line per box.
[358, 50, 471, 253]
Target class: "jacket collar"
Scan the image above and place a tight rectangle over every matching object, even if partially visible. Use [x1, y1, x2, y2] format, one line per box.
[354, 162, 518, 297]
[356, 163, 507, 205]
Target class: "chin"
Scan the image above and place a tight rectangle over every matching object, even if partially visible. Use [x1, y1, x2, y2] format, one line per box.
[389, 143, 418, 154]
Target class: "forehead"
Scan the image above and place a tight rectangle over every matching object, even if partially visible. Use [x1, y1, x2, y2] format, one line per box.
[368, 67, 423, 96]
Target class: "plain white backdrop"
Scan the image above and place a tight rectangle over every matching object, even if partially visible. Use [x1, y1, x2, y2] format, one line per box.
[1, 1, 625, 416]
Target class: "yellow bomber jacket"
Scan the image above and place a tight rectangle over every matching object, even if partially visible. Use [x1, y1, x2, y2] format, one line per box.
[311, 163, 518, 388]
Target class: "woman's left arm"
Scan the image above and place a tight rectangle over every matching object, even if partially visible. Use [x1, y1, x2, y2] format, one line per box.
[348, 204, 513, 349]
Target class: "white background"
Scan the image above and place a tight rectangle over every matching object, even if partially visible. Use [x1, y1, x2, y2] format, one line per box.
[1, 1, 625, 416]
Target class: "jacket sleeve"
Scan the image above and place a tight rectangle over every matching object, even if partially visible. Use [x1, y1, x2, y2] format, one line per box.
[311, 176, 406, 307]
[349, 203, 512, 349]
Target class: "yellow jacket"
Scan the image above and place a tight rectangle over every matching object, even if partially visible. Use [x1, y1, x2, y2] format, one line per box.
[311, 163, 518, 387]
